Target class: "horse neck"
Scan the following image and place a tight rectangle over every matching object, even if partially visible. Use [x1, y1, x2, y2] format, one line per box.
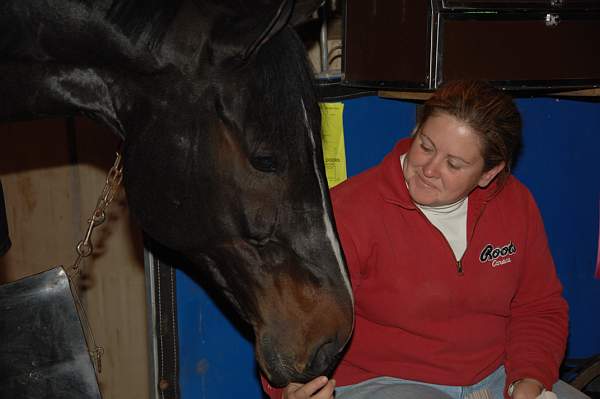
[0, 0, 211, 74]
[0, 0, 214, 138]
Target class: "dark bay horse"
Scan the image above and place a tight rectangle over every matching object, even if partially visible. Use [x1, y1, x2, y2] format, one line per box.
[0, 0, 353, 387]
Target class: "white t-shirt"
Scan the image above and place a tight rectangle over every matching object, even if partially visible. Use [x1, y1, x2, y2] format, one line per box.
[400, 153, 468, 260]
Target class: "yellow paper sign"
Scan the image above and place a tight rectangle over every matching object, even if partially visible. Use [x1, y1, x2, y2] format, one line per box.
[319, 102, 347, 188]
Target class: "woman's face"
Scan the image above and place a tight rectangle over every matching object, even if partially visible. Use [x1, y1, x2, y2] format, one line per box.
[403, 113, 503, 207]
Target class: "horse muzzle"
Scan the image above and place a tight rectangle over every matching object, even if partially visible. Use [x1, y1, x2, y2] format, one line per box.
[257, 333, 346, 387]
[252, 268, 354, 387]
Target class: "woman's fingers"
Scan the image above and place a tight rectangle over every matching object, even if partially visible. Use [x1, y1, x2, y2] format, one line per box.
[284, 376, 335, 399]
[315, 379, 336, 398]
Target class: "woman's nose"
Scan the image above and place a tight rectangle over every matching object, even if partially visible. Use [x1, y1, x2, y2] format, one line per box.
[422, 157, 441, 178]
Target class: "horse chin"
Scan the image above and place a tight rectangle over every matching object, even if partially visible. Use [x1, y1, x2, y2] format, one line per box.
[257, 345, 342, 388]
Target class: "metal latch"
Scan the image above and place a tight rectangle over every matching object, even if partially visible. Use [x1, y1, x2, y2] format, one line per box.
[545, 13, 560, 27]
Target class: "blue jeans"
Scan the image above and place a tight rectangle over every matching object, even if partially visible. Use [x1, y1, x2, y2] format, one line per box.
[334, 367, 590, 399]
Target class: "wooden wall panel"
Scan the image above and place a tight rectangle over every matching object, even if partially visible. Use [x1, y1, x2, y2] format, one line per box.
[0, 117, 149, 399]
[0, 119, 74, 279]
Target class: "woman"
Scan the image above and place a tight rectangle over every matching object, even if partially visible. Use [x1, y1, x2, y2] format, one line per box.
[262, 80, 585, 399]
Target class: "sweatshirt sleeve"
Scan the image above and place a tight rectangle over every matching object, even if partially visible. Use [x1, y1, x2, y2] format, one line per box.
[504, 192, 568, 394]
[330, 189, 365, 291]
[334, 222, 363, 290]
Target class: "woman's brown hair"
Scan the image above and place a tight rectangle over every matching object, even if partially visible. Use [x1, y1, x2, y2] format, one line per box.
[416, 80, 522, 186]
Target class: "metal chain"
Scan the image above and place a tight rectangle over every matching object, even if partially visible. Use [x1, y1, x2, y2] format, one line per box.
[70, 152, 123, 275]
[67, 151, 123, 375]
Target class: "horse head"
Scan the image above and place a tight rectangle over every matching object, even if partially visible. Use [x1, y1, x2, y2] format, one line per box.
[0, 0, 353, 386]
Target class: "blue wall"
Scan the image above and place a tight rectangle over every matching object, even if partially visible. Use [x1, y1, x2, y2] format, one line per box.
[177, 270, 265, 398]
[342, 96, 416, 176]
[176, 95, 600, 398]
[514, 97, 600, 358]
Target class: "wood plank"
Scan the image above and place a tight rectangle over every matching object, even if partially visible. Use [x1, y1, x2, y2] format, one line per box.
[547, 88, 600, 97]
[378, 90, 433, 101]
[379, 88, 600, 102]
[0, 119, 74, 279]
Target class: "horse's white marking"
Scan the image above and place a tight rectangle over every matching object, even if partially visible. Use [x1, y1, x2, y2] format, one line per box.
[300, 99, 354, 305]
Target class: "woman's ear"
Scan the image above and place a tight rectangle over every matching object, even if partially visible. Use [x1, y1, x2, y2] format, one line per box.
[478, 161, 505, 188]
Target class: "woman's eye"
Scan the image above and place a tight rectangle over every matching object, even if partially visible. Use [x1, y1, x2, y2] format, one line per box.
[250, 155, 278, 173]
[447, 161, 460, 170]
[420, 144, 433, 153]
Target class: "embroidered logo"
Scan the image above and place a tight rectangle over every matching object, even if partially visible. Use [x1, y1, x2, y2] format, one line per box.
[479, 241, 516, 268]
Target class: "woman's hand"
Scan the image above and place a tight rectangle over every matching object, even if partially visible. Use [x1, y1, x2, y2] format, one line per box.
[282, 376, 336, 399]
[511, 378, 545, 399]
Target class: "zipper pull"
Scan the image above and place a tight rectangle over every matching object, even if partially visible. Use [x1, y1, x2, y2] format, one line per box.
[457, 259, 464, 276]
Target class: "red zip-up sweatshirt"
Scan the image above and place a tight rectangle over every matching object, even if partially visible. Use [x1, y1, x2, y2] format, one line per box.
[262, 138, 568, 399]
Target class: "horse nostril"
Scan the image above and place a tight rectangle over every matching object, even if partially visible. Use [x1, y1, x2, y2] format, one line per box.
[306, 339, 339, 375]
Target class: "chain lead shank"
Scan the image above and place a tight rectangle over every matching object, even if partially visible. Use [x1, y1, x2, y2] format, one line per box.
[70, 152, 123, 275]
[67, 151, 123, 375]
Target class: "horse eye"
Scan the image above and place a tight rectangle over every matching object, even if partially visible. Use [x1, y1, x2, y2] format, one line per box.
[250, 155, 277, 173]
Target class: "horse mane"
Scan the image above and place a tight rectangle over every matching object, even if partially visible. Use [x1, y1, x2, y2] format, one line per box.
[106, 0, 184, 48]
